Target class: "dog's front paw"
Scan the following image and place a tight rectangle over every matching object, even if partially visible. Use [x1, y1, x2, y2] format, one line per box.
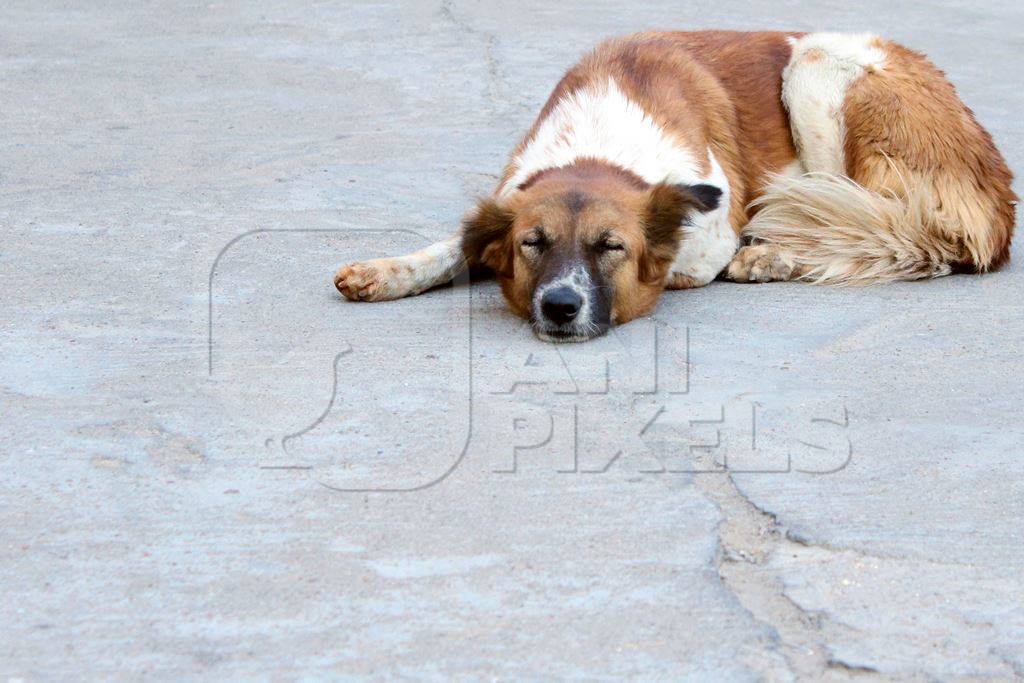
[725, 245, 795, 283]
[334, 261, 390, 301]
[665, 272, 706, 290]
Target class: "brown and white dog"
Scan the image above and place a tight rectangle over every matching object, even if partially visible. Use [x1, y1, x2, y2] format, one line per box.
[334, 31, 1016, 342]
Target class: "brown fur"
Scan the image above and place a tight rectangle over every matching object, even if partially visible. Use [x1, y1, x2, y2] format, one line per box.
[478, 32, 804, 321]
[465, 162, 716, 323]
[338, 30, 1016, 328]
[500, 31, 802, 233]
[660, 31, 802, 200]
[742, 38, 1017, 284]
[843, 39, 1016, 271]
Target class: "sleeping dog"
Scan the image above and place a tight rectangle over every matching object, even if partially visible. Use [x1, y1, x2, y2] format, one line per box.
[334, 31, 1016, 342]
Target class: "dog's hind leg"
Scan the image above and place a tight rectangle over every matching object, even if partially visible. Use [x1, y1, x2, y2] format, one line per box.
[732, 33, 1015, 285]
[334, 234, 465, 301]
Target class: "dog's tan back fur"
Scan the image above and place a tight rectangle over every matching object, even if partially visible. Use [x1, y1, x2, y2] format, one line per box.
[743, 36, 1016, 284]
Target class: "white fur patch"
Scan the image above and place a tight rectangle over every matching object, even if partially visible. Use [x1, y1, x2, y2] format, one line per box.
[779, 159, 807, 180]
[782, 33, 886, 174]
[500, 78, 702, 197]
[669, 149, 738, 286]
[409, 235, 465, 290]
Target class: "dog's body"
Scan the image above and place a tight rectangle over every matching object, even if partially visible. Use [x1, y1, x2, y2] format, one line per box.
[335, 31, 1016, 341]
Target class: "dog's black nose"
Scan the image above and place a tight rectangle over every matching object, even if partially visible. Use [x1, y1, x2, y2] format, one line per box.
[540, 286, 582, 325]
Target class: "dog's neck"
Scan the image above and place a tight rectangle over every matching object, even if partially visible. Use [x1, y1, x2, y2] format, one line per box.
[497, 77, 707, 199]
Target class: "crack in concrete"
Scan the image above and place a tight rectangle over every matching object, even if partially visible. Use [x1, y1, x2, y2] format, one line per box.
[993, 650, 1024, 679]
[783, 528, 984, 570]
[825, 658, 882, 677]
[439, 0, 533, 118]
[688, 446, 915, 681]
[693, 456, 1020, 680]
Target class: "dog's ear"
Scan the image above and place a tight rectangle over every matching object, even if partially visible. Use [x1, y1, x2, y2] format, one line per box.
[461, 198, 516, 277]
[639, 183, 722, 283]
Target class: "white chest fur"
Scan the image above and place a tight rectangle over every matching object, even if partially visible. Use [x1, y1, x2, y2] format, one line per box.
[670, 150, 738, 286]
[502, 78, 738, 285]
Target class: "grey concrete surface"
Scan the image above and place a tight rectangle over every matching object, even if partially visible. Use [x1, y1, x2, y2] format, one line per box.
[2, 1, 1022, 680]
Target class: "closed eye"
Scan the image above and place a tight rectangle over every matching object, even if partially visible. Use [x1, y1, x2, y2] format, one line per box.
[522, 231, 546, 249]
[597, 238, 625, 252]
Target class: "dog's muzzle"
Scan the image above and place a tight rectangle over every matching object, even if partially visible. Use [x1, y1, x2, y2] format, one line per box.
[532, 266, 609, 342]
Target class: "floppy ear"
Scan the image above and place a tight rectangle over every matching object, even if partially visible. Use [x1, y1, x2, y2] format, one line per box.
[461, 199, 516, 277]
[639, 183, 723, 283]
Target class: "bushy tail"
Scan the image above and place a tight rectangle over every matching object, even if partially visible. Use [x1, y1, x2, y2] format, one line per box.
[743, 173, 969, 285]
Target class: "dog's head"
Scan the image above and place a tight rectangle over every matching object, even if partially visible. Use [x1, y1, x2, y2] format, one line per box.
[462, 165, 721, 342]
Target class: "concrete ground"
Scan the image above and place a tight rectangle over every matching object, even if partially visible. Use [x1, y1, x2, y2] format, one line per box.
[2, 1, 1022, 680]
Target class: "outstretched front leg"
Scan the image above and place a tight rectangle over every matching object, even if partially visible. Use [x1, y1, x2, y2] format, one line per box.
[334, 234, 465, 301]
